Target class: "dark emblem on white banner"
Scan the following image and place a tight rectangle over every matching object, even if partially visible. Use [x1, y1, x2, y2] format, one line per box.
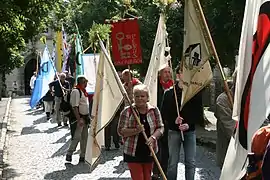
[184, 43, 202, 70]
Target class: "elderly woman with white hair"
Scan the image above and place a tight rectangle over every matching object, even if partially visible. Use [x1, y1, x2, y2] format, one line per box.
[118, 84, 164, 180]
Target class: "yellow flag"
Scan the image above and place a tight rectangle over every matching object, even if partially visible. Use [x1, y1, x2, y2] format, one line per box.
[181, 0, 213, 108]
[55, 31, 63, 72]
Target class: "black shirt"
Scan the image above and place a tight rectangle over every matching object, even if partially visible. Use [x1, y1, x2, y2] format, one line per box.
[43, 90, 54, 102]
[161, 84, 204, 132]
[49, 80, 70, 97]
[123, 113, 153, 163]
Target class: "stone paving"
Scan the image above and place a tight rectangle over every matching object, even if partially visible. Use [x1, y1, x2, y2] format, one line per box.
[3, 98, 220, 180]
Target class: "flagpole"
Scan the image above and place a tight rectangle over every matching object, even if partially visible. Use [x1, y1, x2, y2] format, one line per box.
[98, 37, 167, 180]
[192, 0, 234, 107]
[35, 51, 40, 74]
[46, 46, 66, 96]
[166, 38, 185, 141]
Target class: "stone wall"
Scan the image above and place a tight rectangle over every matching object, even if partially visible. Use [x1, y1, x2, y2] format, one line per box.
[203, 66, 233, 111]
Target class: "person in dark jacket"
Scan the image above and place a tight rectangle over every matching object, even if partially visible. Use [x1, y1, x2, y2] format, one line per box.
[49, 73, 70, 126]
[262, 140, 270, 179]
[152, 65, 173, 180]
[43, 90, 54, 120]
[64, 70, 75, 88]
[161, 65, 204, 180]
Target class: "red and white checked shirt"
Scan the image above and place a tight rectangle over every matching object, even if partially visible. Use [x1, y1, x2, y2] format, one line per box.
[118, 103, 164, 157]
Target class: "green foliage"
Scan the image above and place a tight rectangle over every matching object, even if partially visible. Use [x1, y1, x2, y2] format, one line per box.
[201, 0, 245, 68]
[0, 0, 245, 74]
[88, 23, 112, 51]
[0, 0, 62, 73]
[40, 36, 47, 45]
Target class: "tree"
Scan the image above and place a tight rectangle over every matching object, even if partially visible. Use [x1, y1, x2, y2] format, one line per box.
[0, 0, 63, 99]
[61, 0, 245, 75]
[202, 0, 246, 68]
[0, 0, 63, 74]
[0, 0, 246, 75]
[61, 0, 184, 74]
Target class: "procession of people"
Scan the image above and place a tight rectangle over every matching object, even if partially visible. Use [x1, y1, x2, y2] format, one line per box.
[24, 0, 270, 179]
[24, 59, 265, 180]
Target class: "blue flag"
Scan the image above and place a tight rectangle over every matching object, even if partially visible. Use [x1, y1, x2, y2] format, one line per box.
[30, 46, 55, 108]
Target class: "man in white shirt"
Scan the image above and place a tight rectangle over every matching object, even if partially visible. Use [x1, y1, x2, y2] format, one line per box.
[30, 72, 37, 94]
[66, 75, 90, 163]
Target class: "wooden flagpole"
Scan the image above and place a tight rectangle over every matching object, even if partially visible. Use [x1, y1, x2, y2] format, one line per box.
[98, 37, 167, 180]
[36, 51, 40, 74]
[46, 46, 66, 96]
[193, 0, 234, 108]
[166, 37, 185, 141]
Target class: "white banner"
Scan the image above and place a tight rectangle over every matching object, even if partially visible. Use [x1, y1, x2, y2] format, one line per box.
[144, 14, 168, 106]
[221, 1, 270, 179]
[82, 54, 99, 94]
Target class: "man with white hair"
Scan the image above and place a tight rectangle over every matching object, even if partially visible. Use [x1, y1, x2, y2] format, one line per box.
[49, 73, 70, 126]
[152, 65, 173, 180]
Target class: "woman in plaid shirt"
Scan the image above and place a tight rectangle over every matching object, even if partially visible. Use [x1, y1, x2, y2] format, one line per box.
[118, 84, 164, 180]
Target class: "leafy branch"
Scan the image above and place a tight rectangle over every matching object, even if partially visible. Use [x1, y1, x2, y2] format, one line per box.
[87, 23, 111, 52]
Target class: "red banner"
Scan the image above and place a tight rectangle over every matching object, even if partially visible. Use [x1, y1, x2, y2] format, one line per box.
[111, 19, 142, 66]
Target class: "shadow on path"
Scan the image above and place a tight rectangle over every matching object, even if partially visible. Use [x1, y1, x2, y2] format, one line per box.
[21, 126, 42, 135]
[51, 133, 71, 158]
[25, 109, 44, 116]
[44, 163, 91, 180]
[20, 117, 67, 136]
[33, 116, 48, 125]
[90, 148, 129, 178]
[2, 162, 21, 179]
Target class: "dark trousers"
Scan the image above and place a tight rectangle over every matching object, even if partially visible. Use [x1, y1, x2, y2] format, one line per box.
[153, 124, 169, 176]
[105, 116, 120, 148]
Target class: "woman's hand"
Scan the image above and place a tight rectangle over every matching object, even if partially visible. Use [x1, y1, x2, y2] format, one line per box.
[146, 136, 156, 147]
[179, 123, 189, 131]
[135, 125, 144, 134]
[119, 125, 144, 137]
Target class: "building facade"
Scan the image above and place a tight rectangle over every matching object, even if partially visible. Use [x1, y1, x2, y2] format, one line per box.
[6, 29, 55, 96]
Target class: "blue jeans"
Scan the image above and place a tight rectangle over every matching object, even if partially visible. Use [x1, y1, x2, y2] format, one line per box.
[167, 130, 196, 180]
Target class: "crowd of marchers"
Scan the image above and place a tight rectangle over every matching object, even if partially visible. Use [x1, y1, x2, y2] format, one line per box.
[27, 64, 270, 180]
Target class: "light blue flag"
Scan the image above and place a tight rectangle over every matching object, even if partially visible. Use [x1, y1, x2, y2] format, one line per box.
[30, 46, 55, 108]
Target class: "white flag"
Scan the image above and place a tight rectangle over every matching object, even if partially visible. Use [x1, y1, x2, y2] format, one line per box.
[181, 0, 213, 108]
[61, 25, 70, 72]
[85, 48, 123, 167]
[82, 54, 100, 94]
[220, 1, 270, 179]
[144, 14, 168, 106]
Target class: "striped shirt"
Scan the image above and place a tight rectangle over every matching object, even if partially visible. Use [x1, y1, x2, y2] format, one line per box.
[118, 103, 164, 157]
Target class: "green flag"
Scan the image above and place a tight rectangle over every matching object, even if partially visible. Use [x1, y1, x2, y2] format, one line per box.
[75, 24, 84, 77]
